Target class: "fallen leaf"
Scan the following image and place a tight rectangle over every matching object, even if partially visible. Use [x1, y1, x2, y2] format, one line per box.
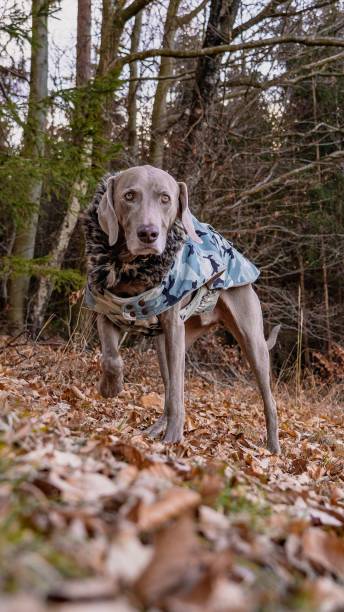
[198, 505, 230, 542]
[47, 577, 118, 601]
[207, 578, 254, 612]
[135, 513, 204, 606]
[309, 577, 344, 612]
[302, 528, 344, 579]
[0, 596, 45, 612]
[51, 600, 136, 612]
[112, 443, 147, 468]
[49, 471, 118, 502]
[137, 486, 201, 531]
[140, 392, 163, 410]
[105, 531, 153, 583]
[70, 385, 89, 401]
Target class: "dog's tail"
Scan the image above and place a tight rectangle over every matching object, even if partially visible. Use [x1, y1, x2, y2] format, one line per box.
[266, 324, 281, 351]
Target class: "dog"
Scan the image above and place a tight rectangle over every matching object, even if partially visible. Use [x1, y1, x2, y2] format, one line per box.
[83, 165, 280, 454]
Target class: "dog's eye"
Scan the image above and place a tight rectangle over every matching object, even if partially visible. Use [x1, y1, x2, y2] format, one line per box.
[161, 194, 170, 204]
[124, 191, 135, 201]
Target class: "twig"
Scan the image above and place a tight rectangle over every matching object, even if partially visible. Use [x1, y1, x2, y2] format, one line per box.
[0, 331, 28, 351]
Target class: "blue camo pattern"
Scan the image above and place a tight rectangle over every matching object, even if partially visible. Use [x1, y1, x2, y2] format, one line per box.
[85, 216, 260, 321]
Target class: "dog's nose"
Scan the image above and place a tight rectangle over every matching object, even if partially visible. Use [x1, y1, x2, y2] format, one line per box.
[137, 224, 159, 244]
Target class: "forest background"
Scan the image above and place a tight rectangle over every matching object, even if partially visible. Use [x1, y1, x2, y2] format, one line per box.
[1, 0, 344, 373]
[2, 2, 344, 608]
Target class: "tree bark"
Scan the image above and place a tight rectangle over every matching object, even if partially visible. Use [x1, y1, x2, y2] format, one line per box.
[76, 0, 92, 87]
[312, 76, 331, 353]
[31, 0, 151, 333]
[127, 11, 142, 162]
[92, 0, 152, 168]
[149, 0, 208, 168]
[8, 0, 49, 332]
[178, 0, 240, 187]
[30, 0, 92, 334]
[149, 0, 181, 167]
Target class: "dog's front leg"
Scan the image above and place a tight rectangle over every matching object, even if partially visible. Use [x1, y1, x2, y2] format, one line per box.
[144, 334, 169, 437]
[97, 314, 124, 398]
[159, 306, 185, 443]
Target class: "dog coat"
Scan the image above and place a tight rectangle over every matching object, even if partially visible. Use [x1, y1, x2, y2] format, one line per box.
[85, 216, 259, 335]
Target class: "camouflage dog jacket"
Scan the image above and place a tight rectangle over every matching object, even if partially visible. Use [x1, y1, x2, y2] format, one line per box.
[85, 216, 260, 335]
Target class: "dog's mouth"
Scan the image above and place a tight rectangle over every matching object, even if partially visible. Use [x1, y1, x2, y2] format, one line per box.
[127, 241, 164, 258]
[136, 246, 162, 256]
[119, 244, 164, 262]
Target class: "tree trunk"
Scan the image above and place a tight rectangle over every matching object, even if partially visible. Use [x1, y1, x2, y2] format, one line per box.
[8, 0, 49, 332]
[178, 0, 240, 188]
[76, 0, 92, 87]
[149, 0, 181, 167]
[312, 76, 331, 353]
[92, 0, 153, 169]
[128, 12, 142, 162]
[30, 0, 92, 334]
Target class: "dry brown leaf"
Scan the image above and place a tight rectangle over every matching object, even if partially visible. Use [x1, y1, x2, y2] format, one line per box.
[135, 513, 204, 606]
[137, 486, 201, 531]
[198, 505, 230, 543]
[285, 533, 315, 577]
[309, 577, 344, 612]
[112, 442, 147, 468]
[140, 463, 176, 481]
[49, 471, 118, 503]
[302, 528, 344, 579]
[114, 464, 139, 489]
[140, 392, 163, 410]
[2, 338, 344, 611]
[52, 600, 137, 612]
[70, 385, 89, 401]
[105, 532, 153, 583]
[47, 577, 118, 602]
[199, 473, 224, 502]
[329, 485, 344, 504]
[0, 596, 46, 612]
[207, 578, 254, 612]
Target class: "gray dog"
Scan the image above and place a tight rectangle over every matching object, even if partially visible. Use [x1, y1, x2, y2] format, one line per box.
[83, 165, 280, 454]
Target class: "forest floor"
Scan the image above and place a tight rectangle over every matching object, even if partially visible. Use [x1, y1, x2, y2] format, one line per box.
[0, 334, 344, 612]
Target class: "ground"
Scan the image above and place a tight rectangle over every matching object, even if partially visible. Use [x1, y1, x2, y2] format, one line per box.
[0, 335, 344, 612]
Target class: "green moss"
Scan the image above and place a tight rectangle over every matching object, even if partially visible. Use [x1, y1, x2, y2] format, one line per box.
[216, 484, 271, 528]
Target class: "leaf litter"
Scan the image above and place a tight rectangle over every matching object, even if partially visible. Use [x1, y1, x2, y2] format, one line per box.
[0, 338, 344, 611]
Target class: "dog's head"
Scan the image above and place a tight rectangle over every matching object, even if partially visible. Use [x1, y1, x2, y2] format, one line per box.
[97, 165, 202, 256]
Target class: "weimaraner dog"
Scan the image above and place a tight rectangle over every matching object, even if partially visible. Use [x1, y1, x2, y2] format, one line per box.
[94, 166, 280, 454]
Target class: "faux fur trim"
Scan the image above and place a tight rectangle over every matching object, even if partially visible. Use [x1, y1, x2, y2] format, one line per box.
[82, 174, 186, 294]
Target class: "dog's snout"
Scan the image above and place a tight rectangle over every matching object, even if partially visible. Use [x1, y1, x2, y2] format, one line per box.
[137, 224, 160, 244]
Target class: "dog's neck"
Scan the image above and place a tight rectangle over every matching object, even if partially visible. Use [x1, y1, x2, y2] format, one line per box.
[87, 220, 186, 297]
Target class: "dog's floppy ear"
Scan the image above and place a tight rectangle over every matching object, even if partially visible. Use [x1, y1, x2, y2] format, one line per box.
[98, 176, 119, 246]
[178, 182, 202, 244]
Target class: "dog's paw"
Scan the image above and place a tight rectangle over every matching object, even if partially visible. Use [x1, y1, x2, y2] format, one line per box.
[98, 373, 123, 398]
[144, 415, 167, 438]
[162, 422, 184, 444]
[267, 437, 281, 455]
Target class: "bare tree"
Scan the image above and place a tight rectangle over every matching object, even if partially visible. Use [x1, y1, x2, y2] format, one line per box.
[30, 0, 92, 333]
[8, 0, 49, 332]
[177, 0, 239, 188]
[128, 12, 143, 162]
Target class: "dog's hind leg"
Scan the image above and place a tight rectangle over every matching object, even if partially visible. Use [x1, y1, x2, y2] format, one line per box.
[218, 285, 280, 454]
[97, 314, 124, 398]
[144, 333, 168, 437]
